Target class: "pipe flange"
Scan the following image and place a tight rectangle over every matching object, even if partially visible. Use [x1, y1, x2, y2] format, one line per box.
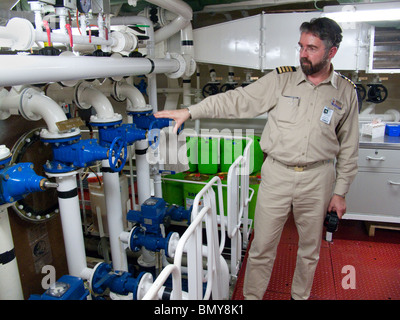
[111, 30, 138, 56]
[89, 113, 123, 124]
[0, 88, 11, 120]
[182, 54, 197, 78]
[39, 127, 81, 141]
[59, 52, 79, 87]
[167, 232, 180, 258]
[74, 81, 92, 109]
[6, 18, 35, 51]
[110, 53, 124, 82]
[128, 226, 141, 252]
[136, 272, 154, 300]
[19, 87, 43, 121]
[165, 52, 186, 79]
[126, 104, 153, 113]
[9, 127, 59, 223]
[112, 81, 127, 102]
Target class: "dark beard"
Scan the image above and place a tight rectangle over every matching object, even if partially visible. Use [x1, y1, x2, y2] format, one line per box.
[300, 56, 329, 76]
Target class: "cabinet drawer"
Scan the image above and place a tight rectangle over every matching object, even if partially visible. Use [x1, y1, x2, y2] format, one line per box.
[347, 171, 400, 217]
[358, 148, 400, 170]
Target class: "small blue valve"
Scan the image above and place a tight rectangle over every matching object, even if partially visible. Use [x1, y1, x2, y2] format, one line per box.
[0, 162, 51, 205]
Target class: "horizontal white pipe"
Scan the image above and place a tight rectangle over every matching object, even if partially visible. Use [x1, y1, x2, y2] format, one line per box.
[35, 29, 115, 47]
[359, 114, 396, 122]
[0, 55, 180, 87]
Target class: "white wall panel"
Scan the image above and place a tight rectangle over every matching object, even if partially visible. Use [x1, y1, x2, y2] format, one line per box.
[193, 15, 261, 69]
[193, 11, 369, 71]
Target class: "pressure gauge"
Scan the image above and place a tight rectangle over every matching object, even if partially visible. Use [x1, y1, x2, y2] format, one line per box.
[46, 282, 70, 298]
[77, 0, 92, 13]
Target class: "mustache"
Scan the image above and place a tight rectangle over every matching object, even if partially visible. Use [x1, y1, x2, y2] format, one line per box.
[300, 57, 311, 65]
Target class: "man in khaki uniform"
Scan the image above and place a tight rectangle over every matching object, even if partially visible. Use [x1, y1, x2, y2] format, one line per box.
[155, 17, 359, 300]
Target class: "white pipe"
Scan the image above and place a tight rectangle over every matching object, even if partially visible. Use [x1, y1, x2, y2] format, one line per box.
[101, 160, 129, 272]
[48, 171, 88, 278]
[0, 205, 24, 300]
[19, 88, 68, 133]
[135, 139, 152, 204]
[76, 83, 121, 122]
[0, 87, 67, 133]
[110, 16, 155, 57]
[359, 114, 397, 122]
[115, 82, 147, 111]
[110, 16, 158, 112]
[0, 55, 180, 87]
[146, 0, 193, 44]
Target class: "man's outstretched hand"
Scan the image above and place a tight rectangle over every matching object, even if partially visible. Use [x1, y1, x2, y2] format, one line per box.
[154, 108, 191, 133]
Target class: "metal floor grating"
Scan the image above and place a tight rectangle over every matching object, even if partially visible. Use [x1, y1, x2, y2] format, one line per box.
[232, 215, 400, 300]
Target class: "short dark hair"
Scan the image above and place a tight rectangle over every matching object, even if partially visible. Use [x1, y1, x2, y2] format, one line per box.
[300, 17, 343, 49]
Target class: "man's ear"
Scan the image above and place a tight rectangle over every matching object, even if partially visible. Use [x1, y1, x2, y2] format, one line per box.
[329, 46, 338, 59]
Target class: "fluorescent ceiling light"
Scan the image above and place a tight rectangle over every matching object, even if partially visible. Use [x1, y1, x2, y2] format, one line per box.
[323, 3, 400, 23]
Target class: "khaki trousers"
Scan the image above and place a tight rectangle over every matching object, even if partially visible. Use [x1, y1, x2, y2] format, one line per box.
[243, 156, 335, 300]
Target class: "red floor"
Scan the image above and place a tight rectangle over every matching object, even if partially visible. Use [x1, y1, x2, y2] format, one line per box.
[232, 215, 400, 300]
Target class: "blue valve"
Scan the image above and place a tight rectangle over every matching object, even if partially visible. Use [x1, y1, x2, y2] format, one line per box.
[91, 121, 147, 148]
[91, 121, 147, 172]
[90, 262, 152, 299]
[29, 275, 89, 300]
[127, 226, 179, 258]
[42, 135, 127, 173]
[126, 197, 188, 257]
[0, 162, 49, 205]
[128, 111, 184, 148]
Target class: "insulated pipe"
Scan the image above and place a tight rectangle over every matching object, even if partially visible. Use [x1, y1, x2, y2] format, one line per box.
[101, 159, 129, 272]
[0, 204, 24, 300]
[0, 55, 180, 87]
[48, 171, 88, 278]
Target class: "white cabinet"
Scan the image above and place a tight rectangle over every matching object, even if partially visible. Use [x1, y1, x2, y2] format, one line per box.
[345, 147, 400, 223]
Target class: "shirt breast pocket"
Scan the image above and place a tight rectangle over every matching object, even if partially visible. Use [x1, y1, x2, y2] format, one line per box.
[277, 95, 300, 124]
[318, 105, 346, 133]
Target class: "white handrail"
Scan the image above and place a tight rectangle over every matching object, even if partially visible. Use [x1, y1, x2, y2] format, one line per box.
[142, 176, 228, 300]
[162, 132, 254, 278]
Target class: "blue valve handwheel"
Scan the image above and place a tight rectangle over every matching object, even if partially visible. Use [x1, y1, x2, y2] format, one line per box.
[108, 137, 128, 172]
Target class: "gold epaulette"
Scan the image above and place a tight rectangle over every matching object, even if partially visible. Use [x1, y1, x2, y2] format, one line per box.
[339, 73, 357, 89]
[276, 66, 297, 74]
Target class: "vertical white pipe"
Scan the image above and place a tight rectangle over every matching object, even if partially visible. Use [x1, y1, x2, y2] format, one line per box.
[0, 205, 24, 300]
[101, 160, 128, 272]
[135, 139, 152, 204]
[52, 172, 88, 277]
[78, 86, 117, 121]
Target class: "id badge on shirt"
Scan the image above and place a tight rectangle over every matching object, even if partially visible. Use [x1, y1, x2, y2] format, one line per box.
[320, 106, 333, 125]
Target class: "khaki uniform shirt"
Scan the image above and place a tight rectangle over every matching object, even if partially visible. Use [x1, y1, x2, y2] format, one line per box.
[188, 66, 359, 196]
